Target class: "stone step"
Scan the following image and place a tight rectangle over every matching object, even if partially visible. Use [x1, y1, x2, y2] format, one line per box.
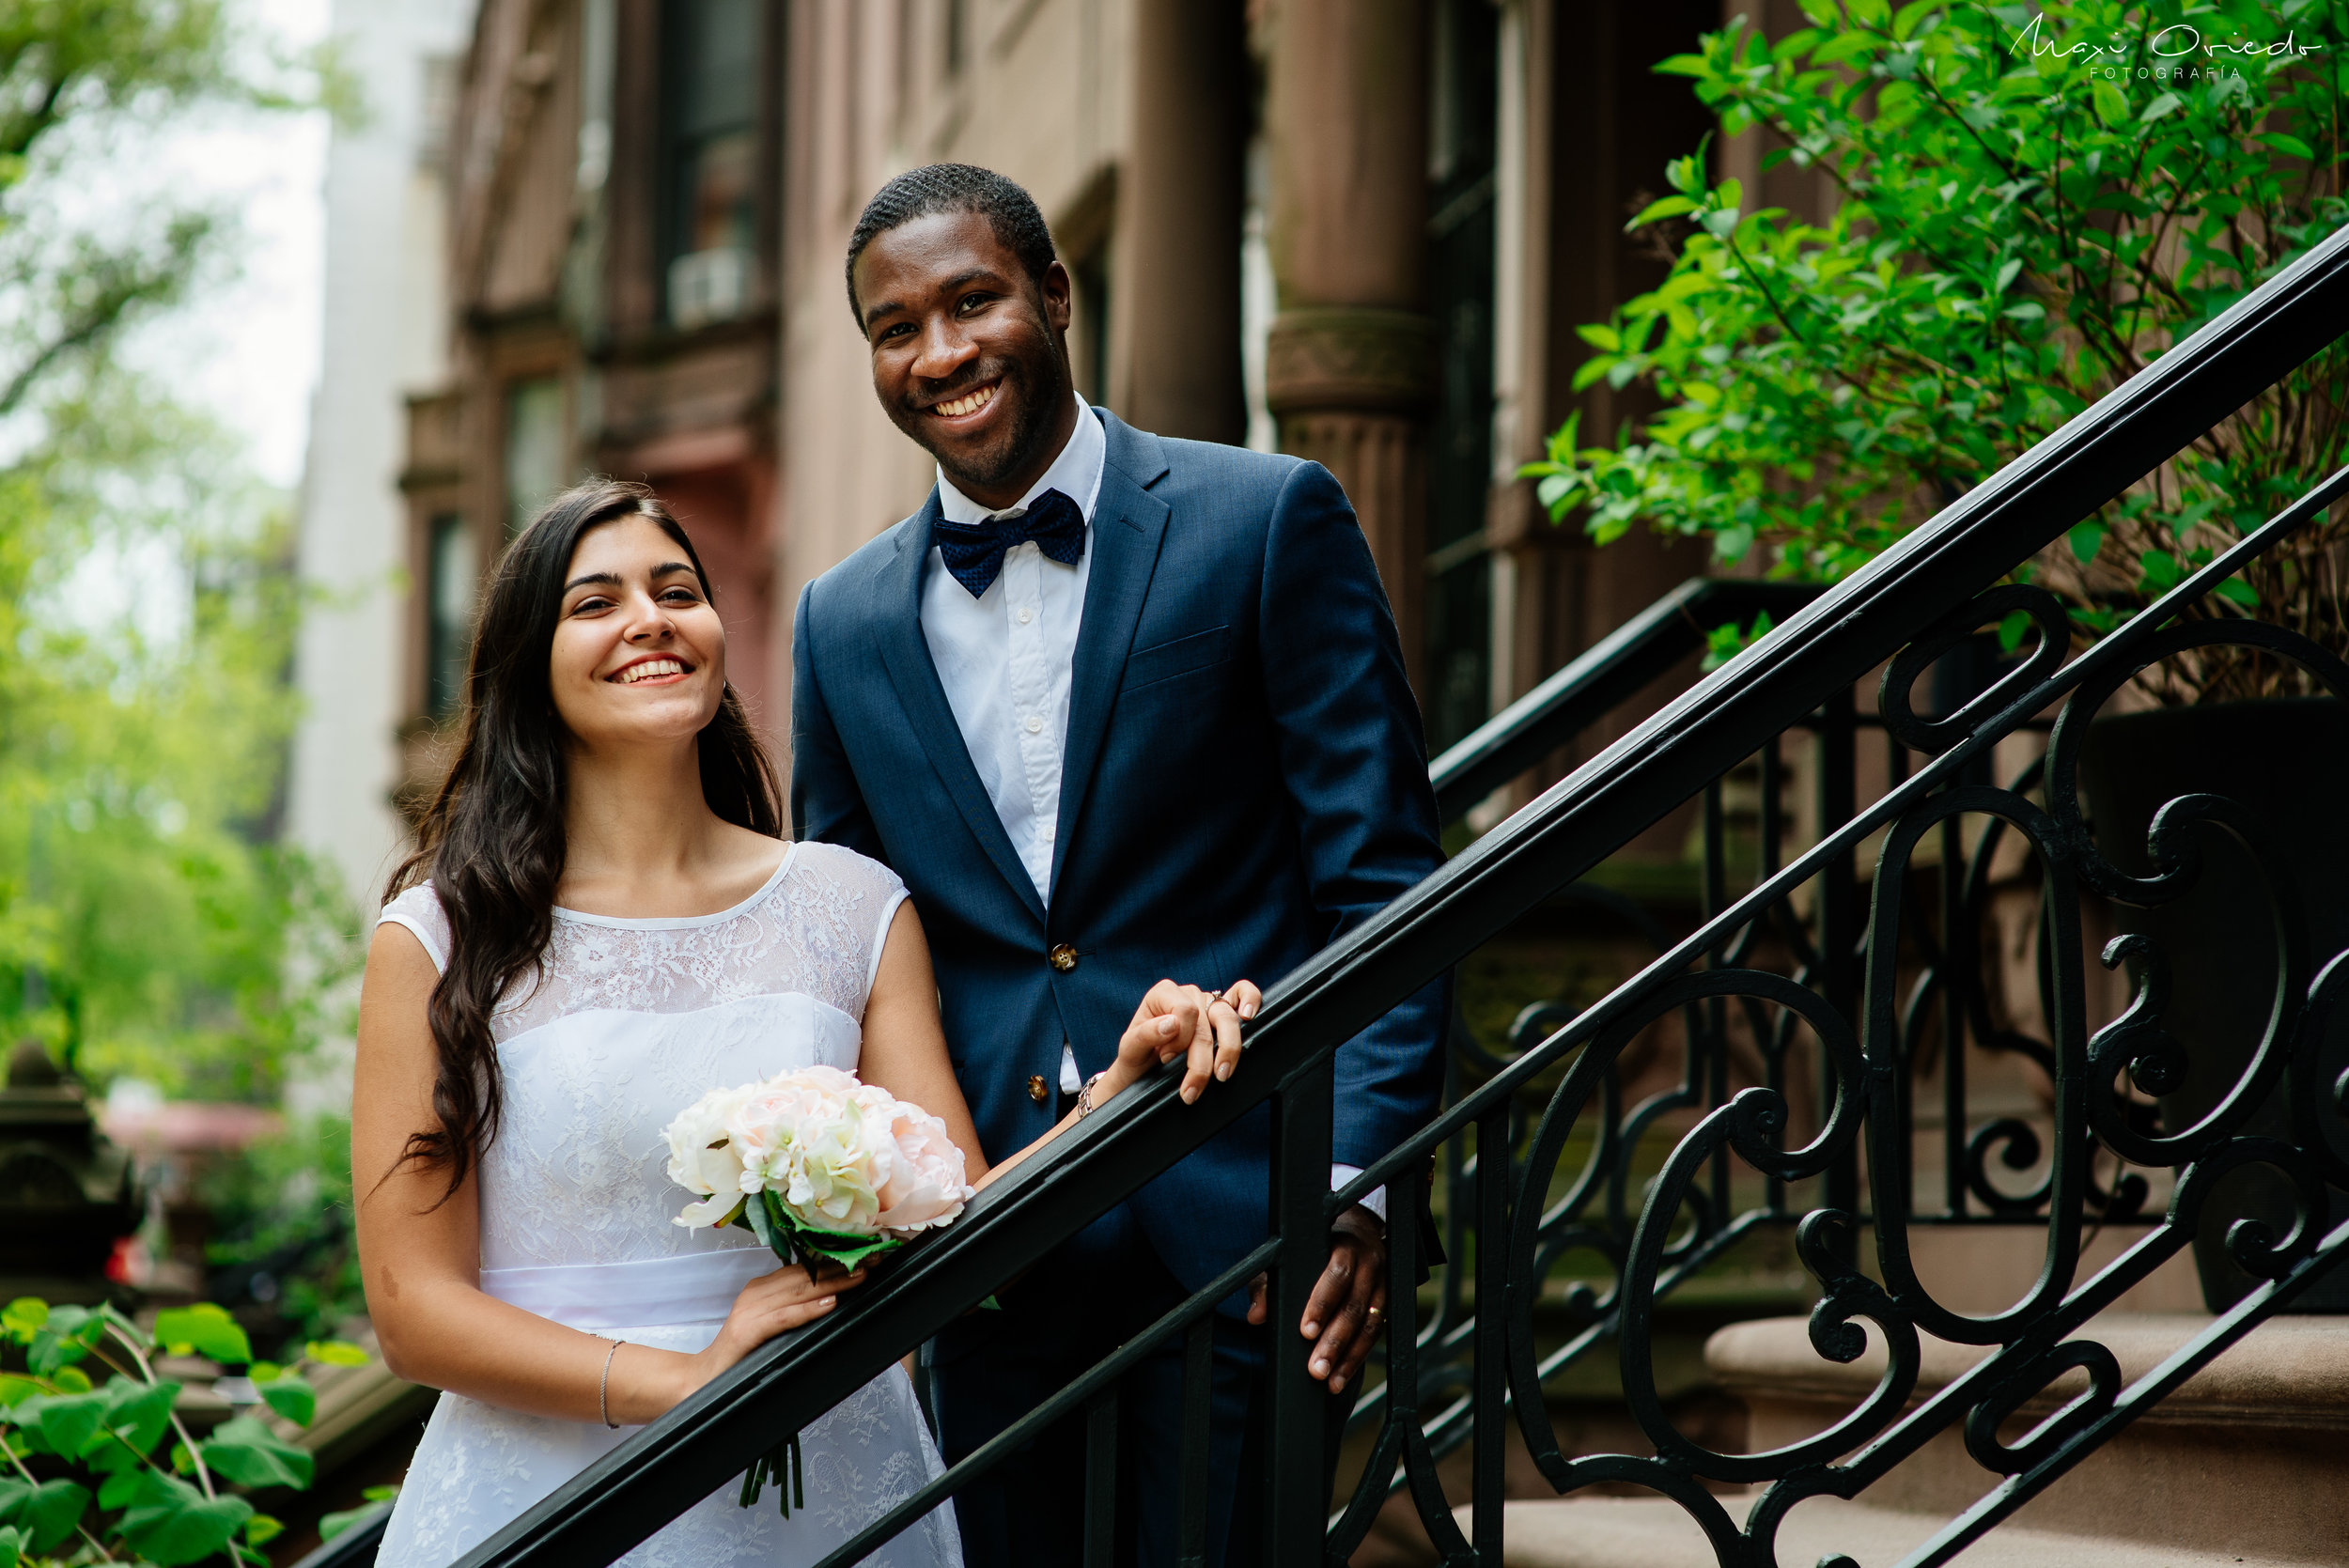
[1468, 1312, 2349, 1567]
[1713, 1312, 2349, 1564]
[1473, 1495, 2325, 1568]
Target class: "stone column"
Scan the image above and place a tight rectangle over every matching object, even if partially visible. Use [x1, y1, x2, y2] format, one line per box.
[1111, 0, 1248, 444]
[1262, 0, 1435, 696]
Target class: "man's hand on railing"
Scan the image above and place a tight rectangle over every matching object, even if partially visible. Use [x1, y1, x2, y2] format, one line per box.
[1247, 1204, 1389, 1394]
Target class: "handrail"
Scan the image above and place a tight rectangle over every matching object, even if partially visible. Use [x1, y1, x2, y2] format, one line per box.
[452, 215, 2349, 1568]
[1427, 578, 1824, 823]
[288, 1512, 388, 1568]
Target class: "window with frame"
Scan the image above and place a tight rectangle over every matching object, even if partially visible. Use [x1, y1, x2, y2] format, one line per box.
[425, 514, 476, 722]
[1423, 0, 1499, 756]
[505, 377, 568, 536]
[661, 0, 762, 331]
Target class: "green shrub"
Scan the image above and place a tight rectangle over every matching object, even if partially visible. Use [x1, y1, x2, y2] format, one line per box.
[1525, 0, 2349, 697]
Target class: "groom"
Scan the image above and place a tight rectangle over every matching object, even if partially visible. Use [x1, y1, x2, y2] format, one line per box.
[790, 163, 1445, 1568]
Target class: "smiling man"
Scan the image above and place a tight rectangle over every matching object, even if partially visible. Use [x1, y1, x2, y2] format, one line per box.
[789, 164, 1445, 1568]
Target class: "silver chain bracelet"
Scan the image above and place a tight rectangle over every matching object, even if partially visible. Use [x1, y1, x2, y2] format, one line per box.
[1076, 1069, 1110, 1119]
[599, 1338, 622, 1429]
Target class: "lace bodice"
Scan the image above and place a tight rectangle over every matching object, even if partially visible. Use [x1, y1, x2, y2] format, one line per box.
[382, 839, 902, 1038]
[377, 841, 910, 1272]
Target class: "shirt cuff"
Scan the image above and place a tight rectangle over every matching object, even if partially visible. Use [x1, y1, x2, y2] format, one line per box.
[1330, 1163, 1388, 1224]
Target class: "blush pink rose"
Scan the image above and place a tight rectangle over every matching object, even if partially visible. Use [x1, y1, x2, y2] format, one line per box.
[855, 1084, 974, 1235]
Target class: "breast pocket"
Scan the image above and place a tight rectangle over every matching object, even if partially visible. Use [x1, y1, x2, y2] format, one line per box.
[1120, 624, 1233, 693]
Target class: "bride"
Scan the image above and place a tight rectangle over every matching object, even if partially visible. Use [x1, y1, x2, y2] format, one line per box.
[353, 480, 1254, 1568]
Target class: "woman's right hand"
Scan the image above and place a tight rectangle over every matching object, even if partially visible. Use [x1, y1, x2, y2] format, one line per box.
[675, 1263, 869, 1405]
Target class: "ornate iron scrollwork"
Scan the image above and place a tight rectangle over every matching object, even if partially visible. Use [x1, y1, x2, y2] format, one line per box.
[1341, 475, 2349, 1567]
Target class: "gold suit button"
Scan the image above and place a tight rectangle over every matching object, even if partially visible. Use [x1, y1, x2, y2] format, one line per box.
[1027, 1074, 1049, 1105]
[1048, 943, 1079, 973]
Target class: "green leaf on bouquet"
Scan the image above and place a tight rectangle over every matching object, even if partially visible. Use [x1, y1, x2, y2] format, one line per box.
[754, 1190, 904, 1279]
[741, 1187, 778, 1250]
[790, 1229, 902, 1272]
[0, 1523, 23, 1568]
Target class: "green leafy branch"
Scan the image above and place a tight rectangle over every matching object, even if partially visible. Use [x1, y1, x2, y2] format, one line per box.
[1525, 0, 2349, 701]
[1, 1297, 365, 1567]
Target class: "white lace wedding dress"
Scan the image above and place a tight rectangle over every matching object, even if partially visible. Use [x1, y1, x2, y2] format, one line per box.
[372, 841, 961, 1568]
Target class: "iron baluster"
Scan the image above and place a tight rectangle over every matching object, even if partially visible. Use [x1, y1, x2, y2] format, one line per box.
[1175, 1316, 1213, 1568]
[1816, 681, 1861, 1261]
[1471, 1107, 1509, 1565]
[1266, 1058, 1335, 1564]
[1082, 1383, 1118, 1568]
[1941, 808, 1968, 1219]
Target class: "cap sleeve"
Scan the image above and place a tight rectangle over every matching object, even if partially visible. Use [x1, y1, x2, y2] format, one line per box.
[786, 841, 910, 1017]
[378, 882, 452, 975]
[862, 862, 910, 997]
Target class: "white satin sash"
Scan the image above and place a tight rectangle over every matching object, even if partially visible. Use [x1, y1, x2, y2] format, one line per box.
[479, 1247, 777, 1332]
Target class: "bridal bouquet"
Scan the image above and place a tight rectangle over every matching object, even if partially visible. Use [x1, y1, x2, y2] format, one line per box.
[663, 1065, 976, 1518]
[663, 1063, 974, 1278]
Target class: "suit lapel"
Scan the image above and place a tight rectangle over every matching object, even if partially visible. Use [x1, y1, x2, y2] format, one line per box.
[1051, 414, 1173, 897]
[875, 491, 1047, 924]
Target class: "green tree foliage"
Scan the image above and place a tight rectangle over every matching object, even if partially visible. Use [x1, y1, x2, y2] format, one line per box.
[0, 2, 354, 1094]
[1524, 0, 2349, 697]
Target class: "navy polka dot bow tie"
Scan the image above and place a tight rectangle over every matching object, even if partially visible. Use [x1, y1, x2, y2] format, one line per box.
[932, 488, 1086, 598]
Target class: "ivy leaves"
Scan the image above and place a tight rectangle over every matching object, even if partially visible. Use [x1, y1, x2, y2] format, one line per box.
[0, 1296, 359, 1566]
[0, 1479, 90, 1556]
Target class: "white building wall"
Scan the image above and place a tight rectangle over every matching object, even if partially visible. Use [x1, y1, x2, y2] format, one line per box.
[288, 0, 475, 915]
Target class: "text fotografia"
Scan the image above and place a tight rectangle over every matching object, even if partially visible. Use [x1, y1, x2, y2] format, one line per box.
[2012, 14, 2325, 80]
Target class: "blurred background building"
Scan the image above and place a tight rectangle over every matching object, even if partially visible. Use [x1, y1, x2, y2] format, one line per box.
[289, 0, 479, 908]
[295, 0, 1728, 860]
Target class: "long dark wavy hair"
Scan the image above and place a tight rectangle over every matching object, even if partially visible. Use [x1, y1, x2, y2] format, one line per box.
[385, 479, 783, 1203]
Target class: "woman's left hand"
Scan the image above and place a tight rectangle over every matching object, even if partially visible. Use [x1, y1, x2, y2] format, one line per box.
[1113, 978, 1262, 1105]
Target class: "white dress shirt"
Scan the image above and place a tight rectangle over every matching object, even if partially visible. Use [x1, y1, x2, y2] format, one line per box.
[918, 394, 1383, 1219]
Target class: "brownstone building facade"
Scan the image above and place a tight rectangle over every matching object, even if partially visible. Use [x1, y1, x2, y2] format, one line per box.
[397, 0, 1725, 815]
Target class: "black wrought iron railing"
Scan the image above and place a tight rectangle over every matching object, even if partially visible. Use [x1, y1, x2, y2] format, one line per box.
[328, 218, 2349, 1568]
[1428, 576, 1825, 824]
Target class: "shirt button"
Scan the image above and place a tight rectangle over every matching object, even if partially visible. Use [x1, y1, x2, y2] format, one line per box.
[1049, 944, 1079, 973]
[1017, 606, 1034, 625]
[1025, 715, 1044, 735]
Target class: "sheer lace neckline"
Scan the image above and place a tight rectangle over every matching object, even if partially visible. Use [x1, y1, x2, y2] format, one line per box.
[551, 842, 800, 931]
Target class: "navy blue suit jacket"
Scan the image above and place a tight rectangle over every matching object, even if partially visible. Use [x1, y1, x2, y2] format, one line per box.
[789, 411, 1446, 1296]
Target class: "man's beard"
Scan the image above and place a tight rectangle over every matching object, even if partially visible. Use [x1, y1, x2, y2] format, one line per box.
[895, 352, 1067, 495]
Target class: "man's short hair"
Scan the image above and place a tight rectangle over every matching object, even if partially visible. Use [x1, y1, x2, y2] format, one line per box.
[845, 163, 1057, 325]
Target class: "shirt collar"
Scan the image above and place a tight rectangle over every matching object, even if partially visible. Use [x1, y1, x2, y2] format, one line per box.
[935, 392, 1105, 528]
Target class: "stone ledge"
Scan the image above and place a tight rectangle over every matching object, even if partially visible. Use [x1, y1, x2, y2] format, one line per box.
[1465, 1496, 2327, 1568]
[1707, 1312, 2349, 1431]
